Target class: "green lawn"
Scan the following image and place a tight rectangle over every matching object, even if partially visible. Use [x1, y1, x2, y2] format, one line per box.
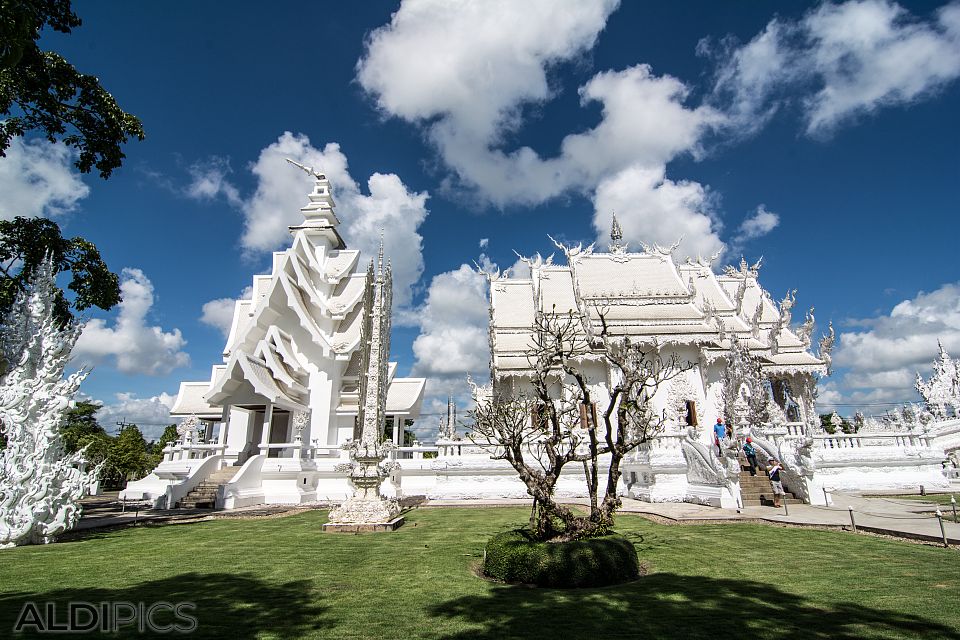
[1, 507, 958, 639]
[885, 493, 959, 508]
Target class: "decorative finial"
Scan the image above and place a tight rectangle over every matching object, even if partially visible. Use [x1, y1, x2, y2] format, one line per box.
[285, 158, 325, 180]
[609, 212, 626, 253]
[377, 231, 385, 275]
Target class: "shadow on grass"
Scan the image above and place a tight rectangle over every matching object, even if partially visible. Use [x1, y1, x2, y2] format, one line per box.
[0, 572, 330, 639]
[430, 572, 960, 640]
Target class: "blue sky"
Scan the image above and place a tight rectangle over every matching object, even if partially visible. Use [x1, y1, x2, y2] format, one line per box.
[5, 0, 959, 438]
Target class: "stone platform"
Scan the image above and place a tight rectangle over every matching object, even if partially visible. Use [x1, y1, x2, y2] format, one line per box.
[322, 516, 405, 533]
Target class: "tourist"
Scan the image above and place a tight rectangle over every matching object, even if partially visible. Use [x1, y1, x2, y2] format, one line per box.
[713, 418, 726, 457]
[743, 437, 758, 476]
[767, 458, 785, 508]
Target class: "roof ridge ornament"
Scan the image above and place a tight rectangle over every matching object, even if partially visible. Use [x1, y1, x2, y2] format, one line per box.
[818, 321, 835, 376]
[609, 212, 627, 254]
[285, 157, 325, 180]
[512, 249, 555, 271]
[796, 307, 816, 347]
[638, 236, 682, 259]
[548, 235, 594, 265]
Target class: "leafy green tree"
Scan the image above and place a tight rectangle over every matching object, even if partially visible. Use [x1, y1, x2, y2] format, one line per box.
[61, 399, 106, 452]
[819, 413, 856, 435]
[1, 0, 144, 178]
[61, 400, 113, 482]
[155, 424, 178, 452]
[108, 425, 152, 484]
[145, 424, 178, 468]
[0, 216, 121, 325]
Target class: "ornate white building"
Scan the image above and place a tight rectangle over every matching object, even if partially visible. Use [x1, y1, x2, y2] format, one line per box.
[122, 194, 951, 510]
[121, 164, 425, 509]
[466, 220, 948, 506]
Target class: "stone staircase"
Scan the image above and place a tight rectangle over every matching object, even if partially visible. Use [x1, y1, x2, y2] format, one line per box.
[178, 466, 238, 509]
[738, 455, 802, 507]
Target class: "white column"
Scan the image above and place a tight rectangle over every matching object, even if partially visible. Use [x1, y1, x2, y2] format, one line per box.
[392, 415, 401, 445]
[218, 405, 231, 446]
[260, 402, 274, 456]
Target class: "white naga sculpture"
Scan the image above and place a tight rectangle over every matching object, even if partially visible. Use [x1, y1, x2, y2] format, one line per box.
[327, 245, 401, 525]
[0, 260, 99, 548]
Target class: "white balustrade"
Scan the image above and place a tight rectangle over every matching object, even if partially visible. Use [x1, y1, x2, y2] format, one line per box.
[164, 442, 225, 462]
[815, 432, 929, 449]
[390, 445, 440, 460]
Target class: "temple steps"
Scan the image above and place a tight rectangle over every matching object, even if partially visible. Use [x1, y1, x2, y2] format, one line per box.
[178, 467, 239, 509]
[737, 455, 802, 507]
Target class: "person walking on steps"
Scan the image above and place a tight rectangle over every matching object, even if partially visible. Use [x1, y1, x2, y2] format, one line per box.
[713, 418, 726, 457]
[767, 458, 785, 508]
[743, 437, 759, 476]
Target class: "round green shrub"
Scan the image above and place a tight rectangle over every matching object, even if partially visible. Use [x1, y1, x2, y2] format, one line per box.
[483, 529, 640, 588]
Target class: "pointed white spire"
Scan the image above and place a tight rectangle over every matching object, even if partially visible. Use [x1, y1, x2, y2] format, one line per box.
[377, 231, 385, 278]
[609, 212, 626, 253]
[286, 158, 339, 228]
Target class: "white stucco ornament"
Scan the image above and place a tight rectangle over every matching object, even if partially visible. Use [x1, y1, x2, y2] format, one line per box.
[0, 259, 100, 548]
[915, 341, 960, 418]
[328, 244, 401, 525]
[177, 414, 200, 443]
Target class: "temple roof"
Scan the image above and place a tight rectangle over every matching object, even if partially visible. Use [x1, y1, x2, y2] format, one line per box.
[170, 381, 221, 419]
[385, 378, 427, 415]
[490, 243, 826, 375]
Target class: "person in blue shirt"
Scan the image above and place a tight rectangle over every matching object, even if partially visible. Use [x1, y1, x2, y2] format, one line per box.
[713, 418, 726, 456]
[743, 437, 758, 476]
[767, 458, 785, 508]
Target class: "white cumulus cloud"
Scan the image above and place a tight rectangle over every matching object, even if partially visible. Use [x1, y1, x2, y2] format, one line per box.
[592, 165, 724, 260]
[359, 0, 619, 140]
[0, 137, 89, 220]
[412, 263, 490, 378]
[708, 0, 960, 137]
[726, 205, 780, 256]
[200, 285, 253, 337]
[821, 282, 960, 412]
[411, 262, 492, 429]
[358, 1, 729, 255]
[185, 156, 242, 206]
[74, 268, 190, 376]
[93, 391, 177, 441]
[360, 4, 722, 210]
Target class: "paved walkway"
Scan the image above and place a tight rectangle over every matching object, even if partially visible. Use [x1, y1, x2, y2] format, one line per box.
[618, 492, 960, 545]
[72, 493, 304, 533]
[78, 490, 960, 545]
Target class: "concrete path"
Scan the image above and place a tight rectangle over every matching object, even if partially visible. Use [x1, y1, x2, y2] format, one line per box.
[615, 492, 960, 545]
[71, 493, 304, 533]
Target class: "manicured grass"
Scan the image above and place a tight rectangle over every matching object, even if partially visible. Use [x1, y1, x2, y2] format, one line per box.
[886, 493, 959, 507]
[0, 507, 958, 639]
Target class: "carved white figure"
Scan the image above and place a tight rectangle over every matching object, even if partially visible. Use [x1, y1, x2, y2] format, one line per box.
[818, 322, 835, 377]
[721, 337, 769, 432]
[796, 307, 815, 348]
[177, 414, 199, 445]
[0, 259, 99, 548]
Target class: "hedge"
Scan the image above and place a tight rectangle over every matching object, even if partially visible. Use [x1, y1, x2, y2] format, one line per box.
[483, 529, 640, 588]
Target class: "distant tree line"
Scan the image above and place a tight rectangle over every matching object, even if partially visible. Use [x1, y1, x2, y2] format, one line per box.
[58, 401, 175, 488]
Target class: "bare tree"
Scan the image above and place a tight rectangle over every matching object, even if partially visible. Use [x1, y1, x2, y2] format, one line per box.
[470, 309, 688, 541]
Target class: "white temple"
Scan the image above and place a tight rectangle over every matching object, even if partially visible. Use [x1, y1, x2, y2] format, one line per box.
[121, 163, 425, 509]
[483, 222, 950, 505]
[122, 193, 954, 510]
